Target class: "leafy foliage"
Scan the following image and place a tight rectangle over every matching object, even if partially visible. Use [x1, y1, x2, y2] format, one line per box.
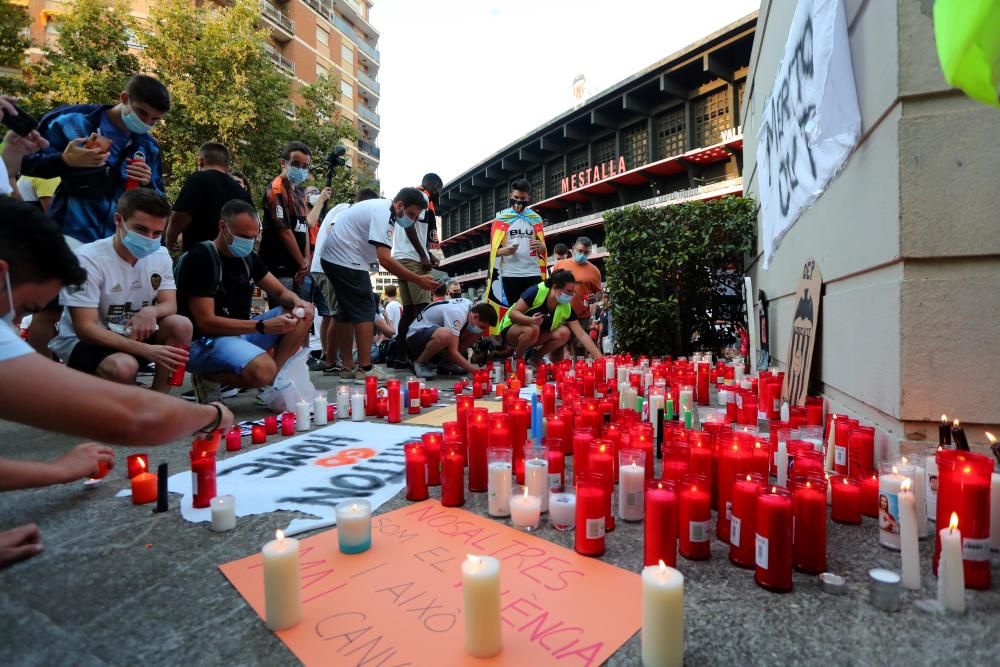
[0, 0, 31, 69]
[604, 197, 756, 357]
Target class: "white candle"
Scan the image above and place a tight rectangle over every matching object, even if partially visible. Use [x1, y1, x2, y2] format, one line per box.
[641, 561, 684, 667]
[525, 367, 534, 386]
[487, 461, 512, 517]
[509, 488, 541, 531]
[937, 513, 965, 613]
[313, 392, 328, 426]
[717, 388, 730, 406]
[622, 387, 637, 412]
[678, 388, 693, 416]
[775, 441, 789, 488]
[779, 401, 790, 422]
[898, 479, 920, 590]
[900, 457, 928, 538]
[335, 499, 372, 554]
[210, 494, 235, 532]
[263, 530, 301, 630]
[524, 457, 548, 512]
[824, 416, 838, 472]
[350, 392, 365, 422]
[462, 555, 502, 658]
[549, 488, 576, 530]
[648, 394, 665, 434]
[879, 466, 907, 549]
[925, 448, 939, 522]
[295, 400, 311, 432]
[619, 462, 645, 521]
[605, 359, 615, 382]
[337, 386, 350, 419]
[617, 366, 629, 385]
[733, 365, 744, 385]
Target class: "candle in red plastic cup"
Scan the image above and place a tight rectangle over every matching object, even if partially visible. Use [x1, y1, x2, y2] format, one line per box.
[130, 462, 158, 505]
[420, 388, 433, 409]
[678, 476, 711, 560]
[751, 440, 771, 478]
[754, 485, 793, 592]
[421, 432, 443, 486]
[729, 473, 765, 568]
[644, 480, 678, 567]
[574, 472, 607, 557]
[589, 443, 615, 533]
[225, 426, 242, 452]
[572, 431, 594, 482]
[544, 439, 565, 487]
[126, 453, 149, 479]
[791, 473, 827, 574]
[440, 444, 465, 507]
[251, 423, 266, 444]
[542, 384, 556, 417]
[167, 344, 189, 386]
[387, 380, 402, 424]
[717, 442, 752, 542]
[404, 442, 428, 501]
[264, 414, 278, 435]
[190, 449, 217, 509]
[467, 409, 489, 492]
[407, 380, 421, 415]
[365, 376, 378, 416]
[933, 449, 992, 589]
[830, 475, 862, 524]
[280, 411, 295, 435]
[860, 473, 880, 517]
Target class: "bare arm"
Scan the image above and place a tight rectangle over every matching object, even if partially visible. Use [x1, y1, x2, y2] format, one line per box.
[0, 443, 114, 490]
[151, 289, 178, 319]
[188, 296, 257, 337]
[446, 332, 477, 373]
[165, 210, 192, 251]
[71, 307, 151, 358]
[506, 299, 537, 326]
[404, 225, 431, 267]
[258, 272, 312, 314]
[567, 319, 603, 359]
[0, 354, 232, 445]
[375, 246, 439, 291]
[374, 314, 394, 337]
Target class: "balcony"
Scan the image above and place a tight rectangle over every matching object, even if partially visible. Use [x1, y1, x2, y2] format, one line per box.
[332, 14, 379, 65]
[357, 104, 380, 128]
[333, 0, 379, 36]
[267, 48, 295, 77]
[260, 1, 294, 41]
[357, 139, 380, 160]
[356, 70, 380, 97]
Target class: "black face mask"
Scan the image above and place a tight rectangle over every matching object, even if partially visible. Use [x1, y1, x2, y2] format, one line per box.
[510, 198, 528, 211]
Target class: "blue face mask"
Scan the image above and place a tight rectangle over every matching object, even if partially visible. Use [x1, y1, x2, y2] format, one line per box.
[287, 166, 309, 186]
[467, 321, 482, 335]
[224, 225, 256, 258]
[574, 252, 588, 264]
[119, 224, 161, 259]
[556, 292, 574, 305]
[121, 102, 153, 134]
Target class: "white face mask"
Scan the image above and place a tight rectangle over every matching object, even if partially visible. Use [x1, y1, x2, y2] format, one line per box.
[2, 270, 15, 328]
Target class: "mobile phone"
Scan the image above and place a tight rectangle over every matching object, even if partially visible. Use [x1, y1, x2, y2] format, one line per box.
[1, 103, 39, 137]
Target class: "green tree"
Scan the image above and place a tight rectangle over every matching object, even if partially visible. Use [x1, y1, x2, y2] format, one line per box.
[24, 0, 139, 114]
[0, 0, 31, 69]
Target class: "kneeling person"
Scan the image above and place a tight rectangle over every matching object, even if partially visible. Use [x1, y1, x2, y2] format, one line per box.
[406, 300, 496, 379]
[176, 200, 314, 402]
[497, 269, 603, 362]
[49, 189, 192, 393]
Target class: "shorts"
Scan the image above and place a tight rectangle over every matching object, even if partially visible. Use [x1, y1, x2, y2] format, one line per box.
[187, 307, 283, 375]
[406, 326, 444, 361]
[397, 259, 431, 307]
[310, 271, 337, 317]
[322, 259, 376, 324]
[501, 276, 540, 306]
[67, 340, 150, 375]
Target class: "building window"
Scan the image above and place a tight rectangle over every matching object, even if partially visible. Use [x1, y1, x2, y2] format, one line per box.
[528, 167, 544, 201]
[471, 197, 482, 226]
[485, 189, 495, 219]
[655, 107, 686, 159]
[623, 121, 648, 169]
[737, 79, 746, 123]
[316, 62, 328, 78]
[342, 44, 354, 65]
[692, 87, 731, 148]
[341, 80, 353, 99]
[592, 135, 616, 166]
[567, 147, 589, 174]
[316, 25, 329, 46]
[546, 158, 564, 198]
[461, 203, 471, 231]
[494, 184, 508, 212]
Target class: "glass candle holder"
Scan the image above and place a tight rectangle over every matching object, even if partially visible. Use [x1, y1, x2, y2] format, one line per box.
[280, 411, 295, 436]
[126, 453, 149, 479]
[264, 414, 278, 435]
[878, 462, 913, 549]
[350, 387, 365, 422]
[510, 485, 541, 531]
[404, 442, 428, 501]
[420, 432, 444, 487]
[729, 472, 766, 569]
[337, 385, 351, 420]
[618, 448, 646, 521]
[678, 475, 711, 560]
[790, 473, 828, 574]
[645, 480, 678, 567]
[487, 447, 512, 517]
[575, 472, 607, 557]
[524, 444, 548, 512]
[754, 485, 794, 592]
[549, 484, 576, 531]
[440, 443, 466, 507]
[335, 499, 372, 554]
[251, 423, 267, 444]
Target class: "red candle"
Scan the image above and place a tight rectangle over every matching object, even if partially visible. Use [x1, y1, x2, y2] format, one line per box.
[717, 442, 753, 542]
[421, 433, 443, 486]
[589, 443, 615, 532]
[404, 442, 428, 501]
[376, 398, 388, 419]
[440, 444, 465, 507]
[456, 394, 475, 439]
[251, 424, 266, 444]
[130, 463, 158, 505]
[833, 418, 858, 475]
[280, 411, 295, 435]
[830, 475, 862, 524]
[847, 426, 875, 478]
[225, 427, 242, 452]
[126, 454, 149, 479]
[644, 481, 678, 567]
[751, 440, 771, 478]
[547, 416, 568, 454]
[467, 409, 489, 492]
[631, 428, 655, 482]
[472, 375, 483, 398]
[264, 414, 278, 435]
[860, 473, 880, 517]
[387, 380, 402, 424]
[805, 399, 824, 426]
[420, 388, 433, 409]
[689, 441, 713, 492]
[791, 473, 827, 574]
[696, 362, 710, 407]
[365, 376, 378, 416]
[729, 473, 766, 568]
[574, 472, 607, 557]
[662, 459, 689, 483]
[740, 397, 759, 426]
[754, 485, 794, 592]
[544, 440, 565, 486]
[407, 380, 421, 415]
[542, 384, 556, 417]
[579, 402, 601, 437]
[572, 431, 594, 482]
[934, 450, 992, 588]
[453, 381, 463, 396]
[678, 477, 711, 560]
[190, 449, 217, 509]
[430, 387, 439, 403]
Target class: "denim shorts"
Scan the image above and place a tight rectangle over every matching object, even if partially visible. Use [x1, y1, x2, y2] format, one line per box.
[187, 307, 283, 375]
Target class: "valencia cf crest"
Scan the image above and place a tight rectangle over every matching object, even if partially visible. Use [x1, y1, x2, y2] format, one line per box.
[150, 273, 162, 291]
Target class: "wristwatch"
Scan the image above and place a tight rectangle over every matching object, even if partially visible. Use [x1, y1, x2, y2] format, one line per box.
[255, 319, 266, 334]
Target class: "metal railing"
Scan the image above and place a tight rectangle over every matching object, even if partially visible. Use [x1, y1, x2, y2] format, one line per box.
[332, 14, 380, 63]
[260, 0, 294, 34]
[356, 70, 380, 96]
[267, 49, 295, 76]
[357, 139, 380, 159]
[357, 104, 380, 127]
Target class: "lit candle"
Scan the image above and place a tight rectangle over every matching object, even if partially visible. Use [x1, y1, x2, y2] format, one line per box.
[878, 463, 909, 549]
[387, 380, 401, 423]
[678, 478, 711, 561]
[462, 555, 502, 658]
[951, 419, 969, 451]
[938, 513, 965, 613]
[251, 423, 266, 444]
[280, 411, 295, 435]
[408, 380, 421, 415]
[210, 494, 236, 532]
[824, 415, 838, 472]
[130, 459, 158, 505]
[487, 447, 512, 517]
[365, 376, 378, 416]
[337, 385, 350, 419]
[619, 451, 646, 522]
[641, 560, 684, 667]
[510, 487, 541, 531]
[938, 414, 951, 446]
[790, 474, 827, 574]
[898, 478, 920, 590]
[899, 456, 928, 538]
[524, 447, 548, 512]
[263, 530, 301, 630]
[421, 433, 443, 487]
[441, 443, 465, 507]
[295, 399, 311, 431]
[350, 389, 365, 422]
[404, 443, 428, 501]
[225, 426, 242, 452]
[644, 481, 678, 567]
[313, 390, 328, 426]
[861, 473, 880, 517]
[754, 486, 794, 592]
[831, 475, 861, 524]
[678, 387, 693, 416]
[730, 473, 765, 569]
[126, 453, 149, 479]
[335, 500, 372, 554]
[264, 414, 278, 435]
[575, 472, 606, 557]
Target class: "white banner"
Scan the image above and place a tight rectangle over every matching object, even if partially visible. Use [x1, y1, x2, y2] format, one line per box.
[120, 421, 434, 535]
[757, 0, 861, 268]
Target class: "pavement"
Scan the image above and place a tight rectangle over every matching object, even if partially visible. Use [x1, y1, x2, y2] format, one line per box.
[1, 370, 998, 666]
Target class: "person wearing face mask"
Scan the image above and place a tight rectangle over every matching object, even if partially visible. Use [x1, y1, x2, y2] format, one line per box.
[320, 188, 441, 381]
[165, 142, 253, 255]
[305, 185, 332, 254]
[496, 269, 603, 362]
[174, 199, 314, 403]
[406, 300, 496, 379]
[259, 141, 314, 307]
[47, 189, 191, 393]
[553, 236, 604, 339]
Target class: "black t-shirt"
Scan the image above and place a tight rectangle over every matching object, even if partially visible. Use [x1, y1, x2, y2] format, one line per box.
[176, 243, 269, 337]
[519, 285, 578, 332]
[172, 170, 253, 252]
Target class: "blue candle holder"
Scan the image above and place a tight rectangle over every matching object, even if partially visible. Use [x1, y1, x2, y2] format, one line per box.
[335, 499, 372, 554]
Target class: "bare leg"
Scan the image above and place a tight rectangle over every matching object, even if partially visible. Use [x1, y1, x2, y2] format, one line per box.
[26, 310, 59, 357]
[95, 353, 139, 386]
[415, 328, 452, 364]
[536, 327, 571, 359]
[354, 321, 375, 368]
[504, 324, 540, 356]
[319, 316, 332, 358]
[204, 353, 278, 389]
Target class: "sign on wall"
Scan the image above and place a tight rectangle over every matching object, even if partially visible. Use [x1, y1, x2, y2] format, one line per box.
[782, 258, 822, 406]
[756, 0, 861, 268]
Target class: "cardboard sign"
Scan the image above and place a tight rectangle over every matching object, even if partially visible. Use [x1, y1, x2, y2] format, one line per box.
[220, 500, 642, 666]
[782, 258, 822, 406]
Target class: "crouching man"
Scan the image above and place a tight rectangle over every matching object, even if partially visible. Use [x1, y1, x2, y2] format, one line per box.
[176, 199, 314, 403]
[406, 299, 497, 379]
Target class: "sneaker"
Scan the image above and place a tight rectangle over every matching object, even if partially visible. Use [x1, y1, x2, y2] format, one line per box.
[323, 363, 345, 375]
[182, 383, 238, 402]
[360, 364, 391, 381]
[137, 360, 156, 376]
[436, 362, 466, 376]
[389, 359, 412, 371]
[193, 375, 222, 404]
[306, 356, 326, 372]
[340, 367, 358, 381]
[413, 362, 436, 380]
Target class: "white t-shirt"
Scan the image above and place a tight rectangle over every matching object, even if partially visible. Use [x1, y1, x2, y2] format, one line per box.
[0, 321, 33, 362]
[320, 198, 402, 271]
[311, 202, 349, 273]
[383, 299, 402, 335]
[0, 160, 10, 197]
[49, 237, 176, 362]
[391, 191, 429, 263]
[407, 298, 472, 339]
[501, 216, 542, 277]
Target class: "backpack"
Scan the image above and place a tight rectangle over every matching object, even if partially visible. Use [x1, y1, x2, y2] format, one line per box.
[174, 241, 251, 312]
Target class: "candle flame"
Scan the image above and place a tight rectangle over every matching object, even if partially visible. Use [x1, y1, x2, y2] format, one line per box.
[658, 559, 667, 573]
[138, 458, 146, 473]
[523, 487, 530, 499]
[901, 456, 908, 465]
[746, 474, 752, 482]
[987, 432, 997, 445]
[900, 478, 911, 492]
[892, 466, 898, 476]
[805, 481, 811, 488]
[941, 414, 948, 424]
[771, 486, 777, 493]
[843, 477, 849, 485]
[953, 419, 961, 428]
[276, 530, 285, 542]
[657, 482, 663, 489]
[352, 503, 358, 511]
[949, 513, 958, 532]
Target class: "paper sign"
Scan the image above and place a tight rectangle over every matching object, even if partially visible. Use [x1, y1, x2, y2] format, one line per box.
[781, 258, 822, 406]
[405, 400, 504, 427]
[220, 500, 642, 666]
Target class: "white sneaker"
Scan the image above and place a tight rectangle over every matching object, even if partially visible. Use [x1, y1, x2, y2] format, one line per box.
[413, 362, 436, 380]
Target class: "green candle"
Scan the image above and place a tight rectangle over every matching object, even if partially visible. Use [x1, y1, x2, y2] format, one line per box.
[636, 396, 644, 416]
[683, 408, 693, 430]
[666, 399, 674, 421]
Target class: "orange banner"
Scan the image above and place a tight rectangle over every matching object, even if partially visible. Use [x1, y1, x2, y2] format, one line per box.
[220, 500, 642, 666]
